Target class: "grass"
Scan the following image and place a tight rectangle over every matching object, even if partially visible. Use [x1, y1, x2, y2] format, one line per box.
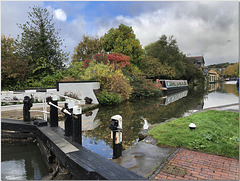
[148, 110, 239, 158]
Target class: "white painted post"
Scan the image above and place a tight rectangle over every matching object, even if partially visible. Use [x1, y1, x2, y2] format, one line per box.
[43, 93, 48, 121]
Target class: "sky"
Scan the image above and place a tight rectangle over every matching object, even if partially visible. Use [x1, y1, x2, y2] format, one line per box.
[1, 1, 239, 65]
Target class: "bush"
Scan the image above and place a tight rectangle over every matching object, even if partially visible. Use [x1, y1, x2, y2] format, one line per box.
[80, 61, 132, 101]
[129, 74, 163, 98]
[97, 90, 122, 105]
[103, 70, 132, 101]
[80, 60, 112, 81]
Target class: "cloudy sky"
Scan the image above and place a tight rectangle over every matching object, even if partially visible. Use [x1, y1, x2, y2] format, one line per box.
[1, 1, 238, 65]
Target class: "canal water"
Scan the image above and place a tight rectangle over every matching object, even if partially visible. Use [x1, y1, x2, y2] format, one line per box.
[1, 81, 238, 179]
[1, 143, 49, 180]
[82, 81, 239, 159]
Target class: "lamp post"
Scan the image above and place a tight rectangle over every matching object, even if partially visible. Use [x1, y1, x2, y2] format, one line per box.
[189, 123, 196, 130]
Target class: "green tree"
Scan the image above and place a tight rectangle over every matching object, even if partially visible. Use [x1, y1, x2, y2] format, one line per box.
[144, 35, 185, 79]
[1, 34, 28, 89]
[17, 6, 68, 81]
[66, 61, 84, 80]
[102, 24, 144, 67]
[72, 35, 103, 62]
[141, 56, 176, 79]
[182, 59, 205, 86]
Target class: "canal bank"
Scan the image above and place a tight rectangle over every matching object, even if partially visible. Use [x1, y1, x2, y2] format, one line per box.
[112, 103, 239, 179]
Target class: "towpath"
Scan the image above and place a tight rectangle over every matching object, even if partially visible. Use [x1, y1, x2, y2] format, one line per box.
[154, 148, 239, 180]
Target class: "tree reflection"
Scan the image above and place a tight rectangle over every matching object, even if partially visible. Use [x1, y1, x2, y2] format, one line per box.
[83, 86, 206, 150]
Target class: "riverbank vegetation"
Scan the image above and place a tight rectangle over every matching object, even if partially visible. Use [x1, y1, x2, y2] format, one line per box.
[207, 62, 239, 79]
[148, 110, 239, 158]
[2, 6, 205, 105]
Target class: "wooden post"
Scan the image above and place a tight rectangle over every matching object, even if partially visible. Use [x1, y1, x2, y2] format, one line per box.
[64, 103, 73, 136]
[23, 96, 32, 122]
[112, 131, 123, 159]
[72, 106, 82, 145]
[109, 115, 123, 159]
[50, 96, 58, 127]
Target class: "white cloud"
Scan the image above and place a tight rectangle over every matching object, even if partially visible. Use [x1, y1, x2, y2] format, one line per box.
[50, 15, 87, 63]
[1, 1, 44, 38]
[1, 2, 84, 63]
[96, 1, 238, 65]
[1, 1, 238, 65]
[54, 9, 67, 22]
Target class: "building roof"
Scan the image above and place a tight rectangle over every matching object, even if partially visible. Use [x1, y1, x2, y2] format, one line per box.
[185, 56, 205, 65]
[208, 69, 219, 75]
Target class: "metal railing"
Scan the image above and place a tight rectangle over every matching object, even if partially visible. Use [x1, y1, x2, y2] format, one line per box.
[21, 92, 83, 145]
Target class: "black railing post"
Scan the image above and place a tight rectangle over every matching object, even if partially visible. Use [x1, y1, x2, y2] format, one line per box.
[109, 115, 123, 159]
[112, 131, 122, 159]
[23, 96, 33, 122]
[72, 106, 82, 145]
[64, 102, 73, 136]
[50, 96, 58, 127]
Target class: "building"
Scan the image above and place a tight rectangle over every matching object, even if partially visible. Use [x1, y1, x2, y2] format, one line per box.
[202, 66, 209, 76]
[208, 69, 220, 83]
[185, 56, 205, 70]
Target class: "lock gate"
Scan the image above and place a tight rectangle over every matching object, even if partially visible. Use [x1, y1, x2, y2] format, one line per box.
[1, 118, 146, 180]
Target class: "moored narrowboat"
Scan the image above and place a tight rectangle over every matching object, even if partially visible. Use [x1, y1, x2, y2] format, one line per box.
[157, 79, 188, 93]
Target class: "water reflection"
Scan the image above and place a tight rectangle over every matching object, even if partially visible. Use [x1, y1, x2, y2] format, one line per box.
[203, 82, 239, 109]
[2, 160, 26, 180]
[208, 82, 220, 92]
[82, 108, 100, 131]
[82, 82, 238, 158]
[159, 90, 188, 105]
[82, 87, 205, 157]
[59, 108, 100, 131]
[140, 117, 151, 129]
[1, 144, 48, 180]
[221, 81, 239, 97]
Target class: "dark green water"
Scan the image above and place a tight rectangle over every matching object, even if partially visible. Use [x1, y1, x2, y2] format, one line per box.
[1, 144, 49, 180]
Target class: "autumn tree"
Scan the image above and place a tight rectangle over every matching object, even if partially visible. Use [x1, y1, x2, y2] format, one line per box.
[72, 35, 103, 62]
[236, 62, 239, 77]
[17, 6, 68, 81]
[1, 34, 28, 89]
[82, 53, 130, 69]
[223, 63, 239, 78]
[102, 24, 144, 67]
